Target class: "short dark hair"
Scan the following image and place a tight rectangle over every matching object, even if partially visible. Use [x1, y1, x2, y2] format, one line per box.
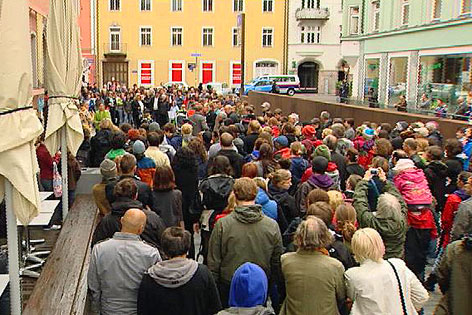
[111, 131, 127, 150]
[114, 178, 137, 199]
[427, 145, 443, 161]
[148, 131, 163, 147]
[210, 155, 233, 176]
[220, 132, 234, 147]
[153, 166, 176, 191]
[120, 153, 137, 174]
[445, 138, 463, 156]
[346, 147, 359, 163]
[163, 123, 175, 133]
[161, 227, 192, 258]
[344, 118, 354, 127]
[312, 156, 329, 174]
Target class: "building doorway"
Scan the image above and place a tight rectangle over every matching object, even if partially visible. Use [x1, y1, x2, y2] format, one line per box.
[298, 61, 319, 92]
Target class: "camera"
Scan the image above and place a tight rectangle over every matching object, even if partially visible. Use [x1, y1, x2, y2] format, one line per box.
[371, 169, 378, 176]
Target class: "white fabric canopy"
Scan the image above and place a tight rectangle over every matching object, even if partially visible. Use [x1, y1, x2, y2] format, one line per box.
[0, 0, 44, 225]
[44, 0, 84, 156]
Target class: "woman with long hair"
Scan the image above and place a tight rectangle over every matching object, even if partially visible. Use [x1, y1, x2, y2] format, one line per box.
[188, 137, 209, 180]
[255, 143, 280, 178]
[151, 166, 184, 228]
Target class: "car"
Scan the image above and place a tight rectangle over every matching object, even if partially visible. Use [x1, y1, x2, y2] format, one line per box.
[236, 75, 300, 96]
[203, 82, 232, 95]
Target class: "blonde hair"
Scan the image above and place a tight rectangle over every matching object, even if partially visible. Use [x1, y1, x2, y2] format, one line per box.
[295, 216, 333, 251]
[335, 204, 357, 243]
[181, 123, 193, 136]
[100, 118, 113, 130]
[225, 192, 236, 213]
[233, 177, 258, 202]
[327, 191, 344, 212]
[253, 177, 268, 191]
[322, 128, 333, 139]
[270, 169, 291, 187]
[290, 141, 303, 156]
[248, 120, 261, 134]
[351, 228, 385, 263]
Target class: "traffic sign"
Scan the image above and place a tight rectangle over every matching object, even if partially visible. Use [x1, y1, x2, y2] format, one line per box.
[191, 53, 202, 57]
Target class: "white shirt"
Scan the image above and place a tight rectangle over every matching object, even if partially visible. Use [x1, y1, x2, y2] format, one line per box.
[345, 259, 428, 315]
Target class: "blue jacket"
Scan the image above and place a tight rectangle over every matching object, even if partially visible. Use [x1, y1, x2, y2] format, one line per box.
[255, 188, 277, 220]
[463, 139, 472, 170]
[290, 156, 309, 181]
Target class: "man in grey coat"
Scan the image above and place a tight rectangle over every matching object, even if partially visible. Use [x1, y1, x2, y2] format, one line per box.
[189, 103, 209, 136]
[88, 208, 161, 315]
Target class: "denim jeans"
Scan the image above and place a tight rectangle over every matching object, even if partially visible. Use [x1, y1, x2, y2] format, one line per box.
[117, 107, 124, 125]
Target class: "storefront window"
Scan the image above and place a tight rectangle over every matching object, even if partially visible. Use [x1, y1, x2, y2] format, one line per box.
[388, 57, 408, 106]
[364, 58, 380, 105]
[418, 54, 472, 112]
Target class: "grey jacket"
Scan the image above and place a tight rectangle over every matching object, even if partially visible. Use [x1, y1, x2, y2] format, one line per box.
[88, 232, 161, 315]
[189, 112, 209, 136]
[451, 197, 472, 241]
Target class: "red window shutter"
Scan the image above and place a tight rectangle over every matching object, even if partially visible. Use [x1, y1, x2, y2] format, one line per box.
[202, 63, 213, 84]
[232, 63, 241, 85]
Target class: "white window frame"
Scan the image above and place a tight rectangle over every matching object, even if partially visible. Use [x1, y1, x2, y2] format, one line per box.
[109, 0, 121, 11]
[461, 0, 472, 14]
[232, 27, 240, 47]
[138, 60, 154, 87]
[171, 26, 183, 46]
[139, 26, 152, 47]
[109, 26, 121, 51]
[301, 0, 319, 9]
[140, 0, 152, 11]
[300, 26, 321, 44]
[230, 61, 242, 87]
[253, 59, 280, 78]
[386, 53, 410, 105]
[202, 27, 214, 47]
[199, 60, 216, 83]
[171, 0, 183, 12]
[262, 27, 274, 48]
[349, 6, 360, 35]
[371, 1, 380, 32]
[202, 0, 214, 12]
[168, 60, 186, 83]
[401, 0, 410, 26]
[263, 0, 274, 12]
[431, 0, 442, 20]
[233, 0, 244, 12]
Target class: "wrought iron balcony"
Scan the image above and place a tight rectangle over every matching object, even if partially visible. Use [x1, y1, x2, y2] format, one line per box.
[295, 7, 330, 20]
[103, 43, 127, 57]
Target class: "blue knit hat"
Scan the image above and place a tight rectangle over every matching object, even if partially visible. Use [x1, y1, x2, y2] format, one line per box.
[228, 262, 268, 308]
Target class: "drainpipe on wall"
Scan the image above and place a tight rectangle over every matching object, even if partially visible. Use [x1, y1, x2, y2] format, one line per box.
[283, 0, 289, 74]
[360, 0, 366, 34]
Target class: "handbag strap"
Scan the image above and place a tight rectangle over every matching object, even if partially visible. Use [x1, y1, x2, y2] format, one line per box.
[387, 260, 408, 315]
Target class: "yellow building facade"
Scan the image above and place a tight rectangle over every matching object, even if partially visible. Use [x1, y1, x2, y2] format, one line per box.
[97, 0, 288, 88]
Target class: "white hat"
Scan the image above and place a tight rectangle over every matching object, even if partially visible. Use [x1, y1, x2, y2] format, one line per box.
[393, 158, 415, 172]
[261, 102, 271, 111]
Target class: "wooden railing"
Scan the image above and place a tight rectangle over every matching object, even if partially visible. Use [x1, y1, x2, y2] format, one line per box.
[24, 195, 98, 315]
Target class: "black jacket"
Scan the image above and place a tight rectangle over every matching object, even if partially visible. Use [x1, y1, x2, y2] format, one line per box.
[268, 183, 298, 224]
[213, 149, 245, 178]
[150, 189, 183, 228]
[138, 264, 222, 315]
[89, 129, 112, 167]
[243, 133, 259, 155]
[331, 151, 347, 190]
[446, 157, 464, 194]
[105, 175, 153, 208]
[91, 198, 166, 248]
[424, 161, 448, 212]
[200, 175, 234, 214]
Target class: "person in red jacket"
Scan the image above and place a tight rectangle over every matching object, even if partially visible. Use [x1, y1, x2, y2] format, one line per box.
[35, 137, 54, 191]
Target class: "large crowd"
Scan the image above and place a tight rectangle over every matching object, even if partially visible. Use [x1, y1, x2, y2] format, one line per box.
[33, 82, 472, 314]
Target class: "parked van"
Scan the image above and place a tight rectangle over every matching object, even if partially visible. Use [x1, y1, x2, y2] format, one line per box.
[235, 75, 300, 96]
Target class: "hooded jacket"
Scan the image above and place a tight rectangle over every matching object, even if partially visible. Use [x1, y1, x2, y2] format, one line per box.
[91, 198, 166, 248]
[394, 168, 433, 205]
[138, 260, 221, 315]
[268, 183, 298, 224]
[289, 156, 309, 182]
[295, 174, 335, 215]
[208, 205, 283, 285]
[200, 174, 235, 213]
[424, 160, 448, 211]
[353, 181, 408, 259]
[256, 189, 278, 220]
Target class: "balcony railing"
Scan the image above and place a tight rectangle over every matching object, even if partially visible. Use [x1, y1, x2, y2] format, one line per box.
[295, 7, 330, 20]
[103, 43, 127, 57]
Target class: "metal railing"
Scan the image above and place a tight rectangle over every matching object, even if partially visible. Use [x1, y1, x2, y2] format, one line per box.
[295, 7, 330, 20]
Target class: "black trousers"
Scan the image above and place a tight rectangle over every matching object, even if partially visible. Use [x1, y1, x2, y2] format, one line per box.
[405, 227, 431, 281]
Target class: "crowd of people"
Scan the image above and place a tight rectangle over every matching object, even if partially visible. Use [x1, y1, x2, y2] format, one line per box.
[33, 82, 472, 314]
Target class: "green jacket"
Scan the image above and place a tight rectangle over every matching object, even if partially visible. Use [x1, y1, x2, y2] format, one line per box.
[94, 110, 111, 129]
[106, 148, 126, 161]
[208, 204, 283, 284]
[353, 180, 408, 259]
[436, 240, 472, 315]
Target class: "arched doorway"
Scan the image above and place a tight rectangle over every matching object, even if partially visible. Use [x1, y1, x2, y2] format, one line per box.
[298, 61, 319, 92]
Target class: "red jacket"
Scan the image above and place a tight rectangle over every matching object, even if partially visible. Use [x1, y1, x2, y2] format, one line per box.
[441, 190, 470, 248]
[36, 144, 53, 180]
[301, 162, 338, 183]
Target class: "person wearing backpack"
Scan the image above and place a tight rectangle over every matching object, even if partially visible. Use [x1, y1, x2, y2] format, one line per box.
[90, 119, 113, 167]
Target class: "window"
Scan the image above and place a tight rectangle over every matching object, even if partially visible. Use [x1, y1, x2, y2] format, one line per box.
[233, 0, 244, 12]
[139, 61, 154, 86]
[401, 0, 410, 26]
[300, 26, 321, 44]
[171, 0, 182, 11]
[140, 27, 152, 46]
[201, 62, 215, 84]
[171, 27, 183, 46]
[262, 28, 273, 47]
[263, 0, 273, 12]
[232, 27, 240, 46]
[461, 0, 472, 14]
[170, 61, 184, 82]
[349, 6, 360, 35]
[231, 62, 242, 86]
[372, 1, 380, 32]
[301, 0, 320, 9]
[110, 27, 121, 51]
[109, 0, 120, 11]
[432, 0, 441, 19]
[202, 28, 214, 46]
[203, 0, 213, 11]
[140, 0, 151, 11]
